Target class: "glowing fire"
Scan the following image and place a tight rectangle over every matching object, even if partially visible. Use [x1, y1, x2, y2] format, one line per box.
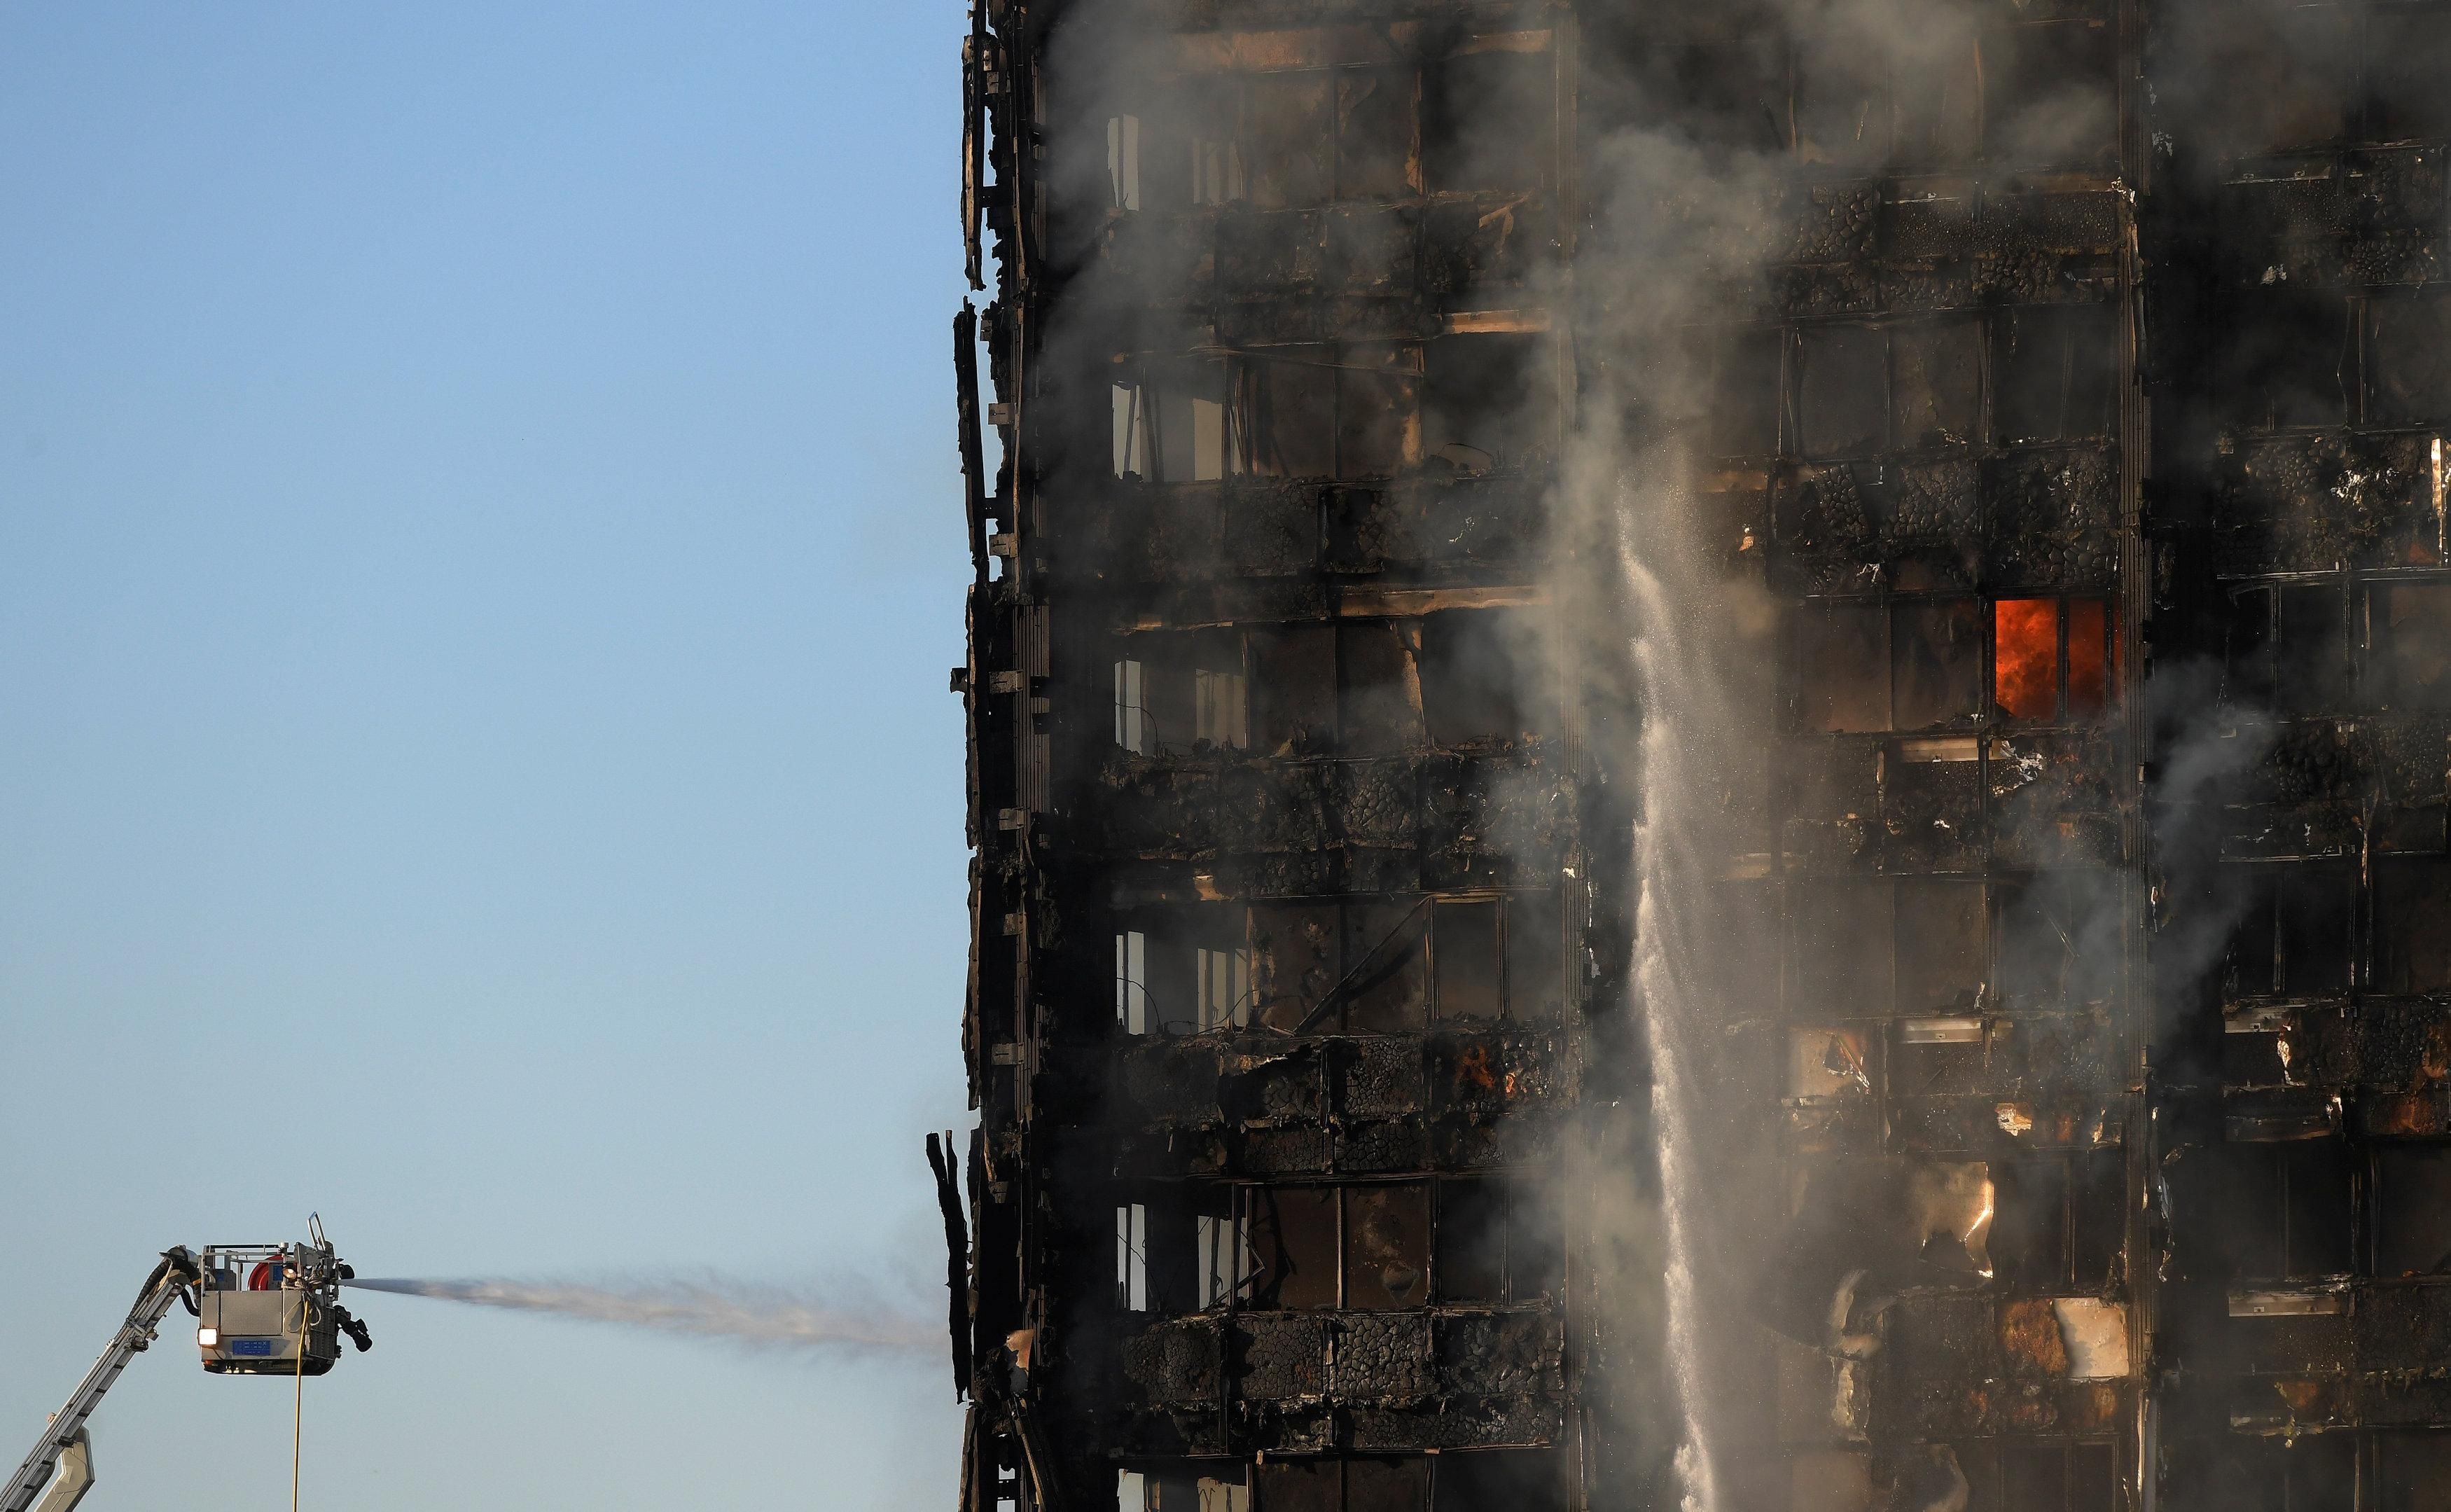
[1994, 598, 2058, 720]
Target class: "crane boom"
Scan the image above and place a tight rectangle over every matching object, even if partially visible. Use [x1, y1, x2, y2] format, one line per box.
[1, 1249, 201, 1512]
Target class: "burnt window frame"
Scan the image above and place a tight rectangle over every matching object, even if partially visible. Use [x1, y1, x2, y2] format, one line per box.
[2361, 574, 2451, 712]
[1949, 1438, 2123, 1512]
[1992, 592, 2116, 726]
[1238, 344, 1424, 483]
[2224, 578, 2353, 716]
[1987, 1151, 2127, 1293]
[1247, 890, 1561, 1034]
[1788, 876, 1996, 1020]
[2370, 1142, 2451, 1279]
[2226, 1139, 2359, 1284]
[1992, 302, 2122, 447]
[1419, 34, 1561, 196]
[1789, 595, 1987, 734]
[1113, 901, 1259, 1038]
[1201, 1171, 1539, 1313]
[1111, 626, 1256, 757]
[2220, 861, 2359, 1002]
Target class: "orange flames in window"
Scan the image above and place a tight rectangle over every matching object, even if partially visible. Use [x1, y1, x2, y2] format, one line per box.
[1995, 598, 2059, 720]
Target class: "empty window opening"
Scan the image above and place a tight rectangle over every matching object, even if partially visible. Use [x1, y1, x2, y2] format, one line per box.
[1894, 31, 1980, 167]
[1982, 20, 2116, 167]
[2233, 293, 2354, 431]
[1247, 350, 1339, 478]
[1250, 892, 1550, 1033]
[1794, 599, 1984, 733]
[1123, 1469, 1251, 1512]
[1194, 665, 1248, 748]
[1507, 890, 1563, 1022]
[1793, 27, 1889, 169]
[1338, 620, 1428, 756]
[1118, 905, 1256, 1036]
[1116, 361, 1240, 484]
[1107, 114, 1142, 211]
[1340, 899, 1430, 1033]
[1244, 71, 1333, 210]
[1896, 878, 1988, 1016]
[1197, 945, 1251, 1031]
[2376, 859, 2451, 994]
[1197, 1478, 1251, 1512]
[1418, 608, 1553, 748]
[1195, 1207, 1259, 1310]
[1707, 327, 1784, 458]
[1789, 1450, 1873, 1512]
[1891, 319, 1981, 450]
[1254, 1457, 1429, 1512]
[1432, 898, 1503, 1022]
[1117, 1202, 1149, 1312]
[1251, 901, 1342, 1032]
[1791, 881, 1896, 1013]
[1244, 1185, 1338, 1310]
[1997, 871, 2122, 1008]
[1996, 304, 2119, 445]
[2380, 1433, 2451, 1512]
[1255, 1462, 1339, 1512]
[1797, 327, 1887, 459]
[1433, 1177, 1561, 1304]
[1432, 1451, 1567, 1512]
[1114, 382, 1149, 479]
[1343, 1184, 1430, 1309]
[1191, 125, 1242, 205]
[1422, 45, 1553, 193]
[1116, 658, 1150, 753]
[2370, 582, 2451, 712]
[1346, 1457, 1431, 1512]
[1997, 1440, 2118, 1512]
[2368, 294, 2451, 428]
[1249, 625, 1336, 756]
[1991, 1153, 2123, 1291]
[1422, 333, 1557, 471]
[1118, 930, 1149, 1035]
[1115, 630, 1249, 756]
[1335, 67, 1415, 200]
[2228, 584, 2347, 715]
[2228, 1142, 2354, 1282]
[2375, 1148, 2451, 1277]
[2225, 866, 2354, 999]
[2209, 1434, 2354, 1512]
[1894, 599, 1985, 729]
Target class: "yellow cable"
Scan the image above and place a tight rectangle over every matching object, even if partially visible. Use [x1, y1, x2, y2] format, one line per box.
[291, 1277, 308, 1512]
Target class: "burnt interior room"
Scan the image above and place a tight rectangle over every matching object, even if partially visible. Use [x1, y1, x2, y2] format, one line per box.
[944, 1, 2451, 1508]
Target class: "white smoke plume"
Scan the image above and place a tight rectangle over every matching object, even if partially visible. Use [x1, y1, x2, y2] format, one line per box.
[344, 1275, 938, 1356]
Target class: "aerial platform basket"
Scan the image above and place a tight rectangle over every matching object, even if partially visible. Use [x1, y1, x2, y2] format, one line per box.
[193, 1239, 348, 1378]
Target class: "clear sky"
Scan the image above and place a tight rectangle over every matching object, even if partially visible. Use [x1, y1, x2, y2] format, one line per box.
[0, 4, 975, 1507]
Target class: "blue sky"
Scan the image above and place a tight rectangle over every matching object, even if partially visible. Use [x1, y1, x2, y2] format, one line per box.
[0, 4, 975, 1507]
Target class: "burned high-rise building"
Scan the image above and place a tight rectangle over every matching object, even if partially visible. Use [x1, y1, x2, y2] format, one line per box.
[940, 1, 2451, 1508]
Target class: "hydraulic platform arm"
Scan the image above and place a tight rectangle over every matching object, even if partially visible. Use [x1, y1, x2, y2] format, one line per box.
[1, 1249, 202, 1512]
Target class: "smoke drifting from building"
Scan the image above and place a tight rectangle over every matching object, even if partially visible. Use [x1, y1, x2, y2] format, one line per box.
[947, 0, 2451, 1508]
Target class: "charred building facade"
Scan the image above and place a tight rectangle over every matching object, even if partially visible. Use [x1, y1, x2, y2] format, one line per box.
[942, 2, 2451, 1509]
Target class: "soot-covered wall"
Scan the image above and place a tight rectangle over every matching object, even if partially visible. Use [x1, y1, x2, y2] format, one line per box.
[945, 2, 2451, 1508]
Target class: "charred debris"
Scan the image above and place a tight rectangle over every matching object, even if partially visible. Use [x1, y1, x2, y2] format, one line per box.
[943, 1, 2451, 1508]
